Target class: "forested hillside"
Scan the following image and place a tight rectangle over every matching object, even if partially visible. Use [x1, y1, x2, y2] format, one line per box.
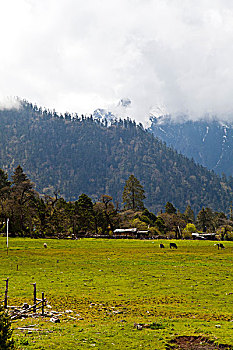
[149, 115, 233, 176]
[0, 100, 233, 214]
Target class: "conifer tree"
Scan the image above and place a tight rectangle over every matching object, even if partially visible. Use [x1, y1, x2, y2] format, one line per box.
[196, 208, 207, 232]
[0, 169, 11, 230]
[0, 169, 10, 191]
[184, 205, 195, 222]
[12, 165, 34, 195]
[165, 202, 176, 214]
[196, 207, 214, 232]
[75, 193, 94, 233]
[0, 169, 10, 205]
[122, 175, 145, 210]
[10, 165, 37, 234]
[0, 306, 15, 349]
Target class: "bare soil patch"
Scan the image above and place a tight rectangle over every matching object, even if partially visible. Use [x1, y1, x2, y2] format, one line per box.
[166, 336, 233, 350]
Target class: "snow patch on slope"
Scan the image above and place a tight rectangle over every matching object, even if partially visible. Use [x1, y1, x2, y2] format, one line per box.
[202, 126, 209, 142]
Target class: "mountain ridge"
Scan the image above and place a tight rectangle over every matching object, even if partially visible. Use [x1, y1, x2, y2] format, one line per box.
[0, 100, 232, 214]
[149, 115, 233, 176]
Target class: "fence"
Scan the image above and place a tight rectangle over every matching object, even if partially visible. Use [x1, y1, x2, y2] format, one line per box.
[2, 279, 47, 319]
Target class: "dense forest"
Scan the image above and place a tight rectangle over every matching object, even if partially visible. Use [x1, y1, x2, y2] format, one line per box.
[1, 100, 233, 214]
[1, 166, 233, 239]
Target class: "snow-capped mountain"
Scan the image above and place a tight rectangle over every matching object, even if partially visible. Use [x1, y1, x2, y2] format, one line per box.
[93, 99, 233, 177]
[93, 98, 132, 125]
[93, 108, 116, 125]
[149, 115, 233, 176]
[118, 98, 131, 108]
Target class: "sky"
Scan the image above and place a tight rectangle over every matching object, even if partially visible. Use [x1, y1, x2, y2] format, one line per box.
[2, 0, 233, 122]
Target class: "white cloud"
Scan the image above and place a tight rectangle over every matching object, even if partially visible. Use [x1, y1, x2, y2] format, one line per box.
[1, 0, 233, 121]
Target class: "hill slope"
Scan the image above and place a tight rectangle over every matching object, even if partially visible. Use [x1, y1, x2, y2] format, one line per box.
[0, 101, 232, 213]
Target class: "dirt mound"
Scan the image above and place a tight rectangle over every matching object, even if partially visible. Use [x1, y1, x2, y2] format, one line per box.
[166, 336, 233, 350]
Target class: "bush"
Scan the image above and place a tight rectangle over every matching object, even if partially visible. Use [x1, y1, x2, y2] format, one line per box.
[130, 218, 148, 230]
[183, 223, 197, 239]
[167, 231, 176, 239]
[150, 322, 165, 330]
[226, 232, 233, 241]
[149, 226, 161, 237]
[0, 306, 15, 349]
[182, 231, 193, 239]
[216, 226, 233, 241]
[183, 223, 197, 233]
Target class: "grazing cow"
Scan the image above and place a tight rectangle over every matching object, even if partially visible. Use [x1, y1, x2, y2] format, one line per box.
[170, 242, 177, 249]
[44, 243, 47, 248]
[160, 243, 165, 248]
[215, 243, 225, 250]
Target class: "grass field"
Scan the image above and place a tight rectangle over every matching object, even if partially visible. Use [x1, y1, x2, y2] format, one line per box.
[0, 237, 233, 349]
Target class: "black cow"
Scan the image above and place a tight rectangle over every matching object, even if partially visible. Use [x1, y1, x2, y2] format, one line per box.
[170, 242, 178, 249]
[215, 243, 225, 250]
[159, 243, 165, 248]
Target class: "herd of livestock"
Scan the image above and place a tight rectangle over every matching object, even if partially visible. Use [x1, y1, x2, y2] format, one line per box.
[159, 242, 225, 249]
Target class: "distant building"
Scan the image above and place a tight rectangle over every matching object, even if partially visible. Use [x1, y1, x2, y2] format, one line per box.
[113, 228, 149, 239]
[192, 232, 217, 240]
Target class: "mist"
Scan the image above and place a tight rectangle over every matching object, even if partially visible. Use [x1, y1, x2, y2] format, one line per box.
[0, 96, 20, 110]
[1, 0, 233, 122]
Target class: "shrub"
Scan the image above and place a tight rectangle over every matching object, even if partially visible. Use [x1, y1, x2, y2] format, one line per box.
[0, 306, 15, 349]
[183, 231, 193, 239]
[226, 232, 233, 241]
[182, 223, 197, 239]
[167, 231, 176, 239]
[216, 226, 233, 241]
[149, 226, 161, 237]
[150, 322, 165, 330]
[183, 223, 197, 234]
[130, 218, 148, 230]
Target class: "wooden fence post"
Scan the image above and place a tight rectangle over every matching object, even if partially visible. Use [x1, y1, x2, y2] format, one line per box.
[41, 292, 45, 316]
[6, 218, 9, 255]
[4, 278, 9, 309]
[33, 283, 36, 313]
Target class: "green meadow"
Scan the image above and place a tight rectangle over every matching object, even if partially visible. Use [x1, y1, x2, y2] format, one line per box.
[0, 237, 233, 349]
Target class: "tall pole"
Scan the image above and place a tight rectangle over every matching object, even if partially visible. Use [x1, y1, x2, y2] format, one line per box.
[6, 218, 9, 255]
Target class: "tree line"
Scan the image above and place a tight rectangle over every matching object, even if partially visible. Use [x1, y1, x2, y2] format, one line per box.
[0, 167, 233, 240]
[1, 99, 233, 215]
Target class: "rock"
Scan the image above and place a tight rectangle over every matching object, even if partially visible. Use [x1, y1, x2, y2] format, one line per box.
[137, 324, 143, 330]
[112, 310, 123, 314]
[50, 317, 60, 323]
[67, 316, 76, 320]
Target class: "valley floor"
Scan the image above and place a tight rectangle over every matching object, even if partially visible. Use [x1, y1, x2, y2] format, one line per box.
[0, 238, 233, 349]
